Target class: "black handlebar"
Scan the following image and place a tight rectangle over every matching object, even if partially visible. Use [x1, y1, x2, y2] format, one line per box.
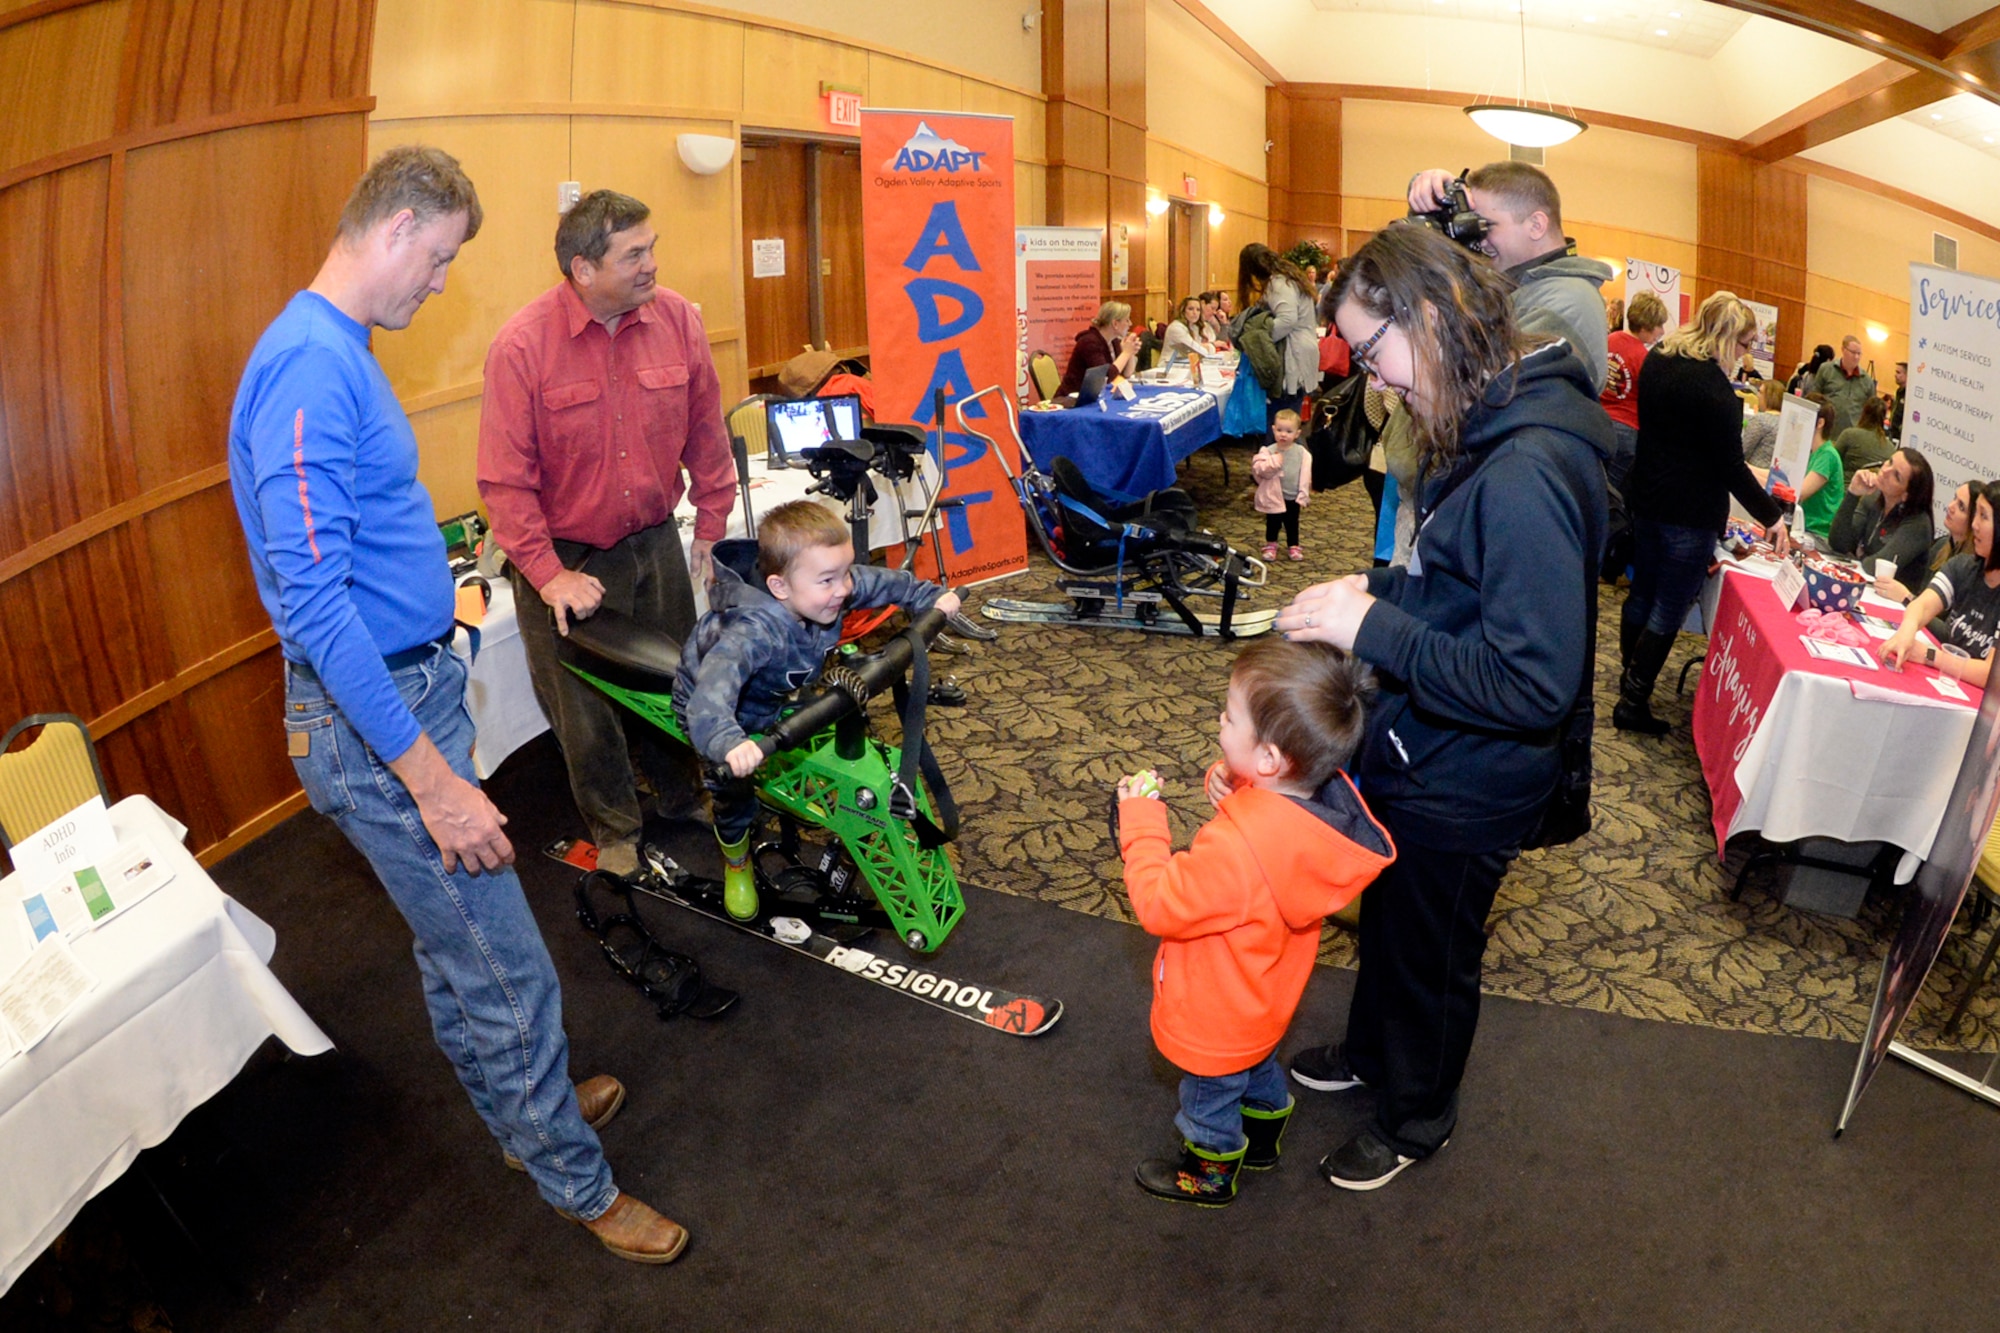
[756, 606, 947, 756]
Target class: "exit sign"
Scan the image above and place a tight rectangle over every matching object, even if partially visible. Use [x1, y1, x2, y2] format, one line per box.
[1182, 172, 1198, 196]
[823, 83, 862, 130]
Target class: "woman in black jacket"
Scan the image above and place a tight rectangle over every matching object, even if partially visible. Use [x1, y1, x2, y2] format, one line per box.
[1830, 446, 1934, 594]
[1269, 223, 1609, 1190]
[1617, 291, 1789, 735]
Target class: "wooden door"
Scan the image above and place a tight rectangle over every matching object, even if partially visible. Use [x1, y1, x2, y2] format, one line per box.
[741, 138, 812, 377]
[817, 144, 867, 356]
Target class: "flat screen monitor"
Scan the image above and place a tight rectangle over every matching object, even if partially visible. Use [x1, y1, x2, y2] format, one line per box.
[766, 394, 863, 468]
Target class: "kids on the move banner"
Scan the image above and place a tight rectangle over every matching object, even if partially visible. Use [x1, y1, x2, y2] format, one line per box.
[860, 109, 1025, 585]
[1015, 227, 1102, 405]
[1839, 259, 2000, 1130]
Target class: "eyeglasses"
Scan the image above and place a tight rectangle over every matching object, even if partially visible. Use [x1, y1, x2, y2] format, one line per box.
[1350, 318, 1394, 374]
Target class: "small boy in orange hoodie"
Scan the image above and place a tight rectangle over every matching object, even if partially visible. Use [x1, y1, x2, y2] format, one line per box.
[1117, 638, 1394, 1207]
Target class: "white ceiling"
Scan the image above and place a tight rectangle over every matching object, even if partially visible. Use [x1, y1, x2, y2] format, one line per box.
[1204, 0, 1994, 224]
[1864, 0, 1993, 30]
[1904, 90, 2000, 163]
[1308, 0, 1751, 59]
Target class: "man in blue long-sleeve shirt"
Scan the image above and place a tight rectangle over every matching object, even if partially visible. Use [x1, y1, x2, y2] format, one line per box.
[228, 145, 687, 1264]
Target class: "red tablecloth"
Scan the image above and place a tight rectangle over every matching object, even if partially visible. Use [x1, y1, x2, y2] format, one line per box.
[1692, 569, 1978, 854]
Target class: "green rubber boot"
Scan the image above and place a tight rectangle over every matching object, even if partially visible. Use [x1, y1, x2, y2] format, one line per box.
[1241, 1097, 1295, 1171]
[720, 834, 758, 921]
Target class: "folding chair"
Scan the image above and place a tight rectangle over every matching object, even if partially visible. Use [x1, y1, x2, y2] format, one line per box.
[1027, 351, 1060, 405]
[0, 713, 109, 856]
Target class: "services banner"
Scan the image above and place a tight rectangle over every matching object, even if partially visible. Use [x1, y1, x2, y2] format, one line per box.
[1900, 262, 2000, 533]
[1838, 260, 2000, 1130]
[1015, 227, 1102, 404]
[860, 109, 1024, 585]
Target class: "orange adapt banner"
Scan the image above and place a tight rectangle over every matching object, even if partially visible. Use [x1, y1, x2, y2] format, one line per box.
[860, 109, 1025, 585]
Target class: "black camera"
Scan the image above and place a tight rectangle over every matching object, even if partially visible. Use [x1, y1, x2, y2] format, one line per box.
[1410, 176, 1490, 250]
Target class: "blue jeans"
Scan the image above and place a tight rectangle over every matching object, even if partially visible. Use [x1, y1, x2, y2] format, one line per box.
[1175, 1054, 1290, 1153]
[285, 643, 618, 1220]
[1606, 422, 1639, 501]
[1623, 518, 1715, 641]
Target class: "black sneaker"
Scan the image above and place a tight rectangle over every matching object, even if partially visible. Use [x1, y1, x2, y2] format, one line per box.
[1289, 1044, 1366, 1092]
[1320, 1129, 1441, 1192]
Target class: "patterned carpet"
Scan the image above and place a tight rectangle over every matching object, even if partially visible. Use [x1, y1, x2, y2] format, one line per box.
[918, 441, 2000, 1054]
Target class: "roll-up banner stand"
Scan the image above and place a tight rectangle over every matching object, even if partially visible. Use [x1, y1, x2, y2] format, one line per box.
[1840, 261, 2000, 1129]
[859, 109, 1026, 585]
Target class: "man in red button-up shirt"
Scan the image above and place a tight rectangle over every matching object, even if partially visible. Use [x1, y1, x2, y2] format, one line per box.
[478, 190, 737, 874]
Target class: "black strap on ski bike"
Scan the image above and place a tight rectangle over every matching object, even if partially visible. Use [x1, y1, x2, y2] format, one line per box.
[888, 623, 959, 849]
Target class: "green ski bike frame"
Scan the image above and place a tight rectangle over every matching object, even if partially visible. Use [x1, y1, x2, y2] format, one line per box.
[559, 604, 964, 953]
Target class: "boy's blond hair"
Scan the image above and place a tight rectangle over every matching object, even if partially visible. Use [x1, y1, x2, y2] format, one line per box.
[1230, 639, 1372, 789]
[756, 500, 851, 581]
[1271, 408, 1302, 433]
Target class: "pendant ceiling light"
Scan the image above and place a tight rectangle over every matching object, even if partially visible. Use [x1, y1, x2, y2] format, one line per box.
[1464, 5, 1587, 148]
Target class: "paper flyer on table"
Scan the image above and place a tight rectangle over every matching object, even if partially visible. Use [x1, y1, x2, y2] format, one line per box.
[0, 935, 97, 1056]
[17, 832, 174, 941]
[1801, 637, 1879, 669]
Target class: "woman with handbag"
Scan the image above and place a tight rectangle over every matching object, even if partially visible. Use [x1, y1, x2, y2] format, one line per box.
[1263, 222, 1609, 1191]
[1237, 243, 1321, 427]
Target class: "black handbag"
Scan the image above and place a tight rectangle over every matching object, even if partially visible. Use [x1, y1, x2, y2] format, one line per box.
[1306, 371, 1377, 491]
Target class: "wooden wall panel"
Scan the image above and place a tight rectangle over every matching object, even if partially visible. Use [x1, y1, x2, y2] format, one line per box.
[408, 395, 482, 521]
[1106, 0, 1144, 125]
[1016, 160, 1046, 225]
[119, 0, 371, 131]
[568, 114, 742, 332]
[1696, 147, 1755, 297]
[94, 702, 217, 848]
[1110, 174, 1145, 300]
[868, 53, 962, 113]
[819, 144, 867, 351]
[180, 651, 298, 833]
[0, 159, 116, 560]
[122, 115, 357, 491]
[0, 529, 157, 728]
[740, 26, 867, 132]
[368, 115, 571, 400]
[572, 1, 743, 111]
[1059, 0, 1106, 109]
[369, 0, 571, 117]
[708, 335, 747, 414]
[1050, 99, 1107, 173]
[0, 0, 127, 174]
[1697, 146, 1807, 373]
[961, 82, 1045, 162]
[740, 139, 811, 373]
[1, 0, 373, 868]
[1108, 118, 1144, 182]
[139, 485, 266, 673]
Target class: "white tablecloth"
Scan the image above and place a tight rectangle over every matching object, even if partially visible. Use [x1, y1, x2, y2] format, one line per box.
[460, 455, 942, 777]
[1696, 559, 1972, 883]
[0, 796, 332, 1294]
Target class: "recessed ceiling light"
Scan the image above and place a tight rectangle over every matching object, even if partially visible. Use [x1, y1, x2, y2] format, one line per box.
[1582, 12, 1596, 19]
[1932, 113, 1944, 120]
[1655, 27, 1670, 35]
[1668, 9, 1681, 16]
[1985, 136, 1995, 144]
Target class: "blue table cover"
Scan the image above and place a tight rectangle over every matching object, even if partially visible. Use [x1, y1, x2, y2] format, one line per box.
[1018, 385, 1221, 500]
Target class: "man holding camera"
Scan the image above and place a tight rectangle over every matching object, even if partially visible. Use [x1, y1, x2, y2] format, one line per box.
[1407, 163, 1614, 392]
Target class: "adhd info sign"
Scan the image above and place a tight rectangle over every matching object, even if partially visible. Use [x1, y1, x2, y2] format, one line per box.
[860, 110, 1024, 584]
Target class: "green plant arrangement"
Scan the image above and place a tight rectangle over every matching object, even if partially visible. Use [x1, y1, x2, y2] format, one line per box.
[1284, 239, 1334, 274]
